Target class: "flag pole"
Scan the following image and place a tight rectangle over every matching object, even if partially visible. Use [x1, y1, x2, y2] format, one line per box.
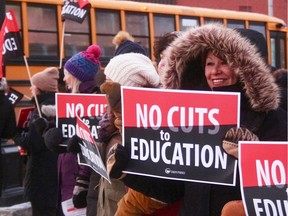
[59, 21, 65, 69]
[23, 56, 42, 118]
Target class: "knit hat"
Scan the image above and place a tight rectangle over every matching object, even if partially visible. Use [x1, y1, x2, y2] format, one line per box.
[64, 45, 102, 82]
[31, 67, 59, 92]
[114, 40, 147, 56]
[104, 53, 160, 87]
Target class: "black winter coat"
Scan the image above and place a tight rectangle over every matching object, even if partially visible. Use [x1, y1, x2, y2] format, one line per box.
[0, 91, 16, 140]
[14, 92, 59, 208]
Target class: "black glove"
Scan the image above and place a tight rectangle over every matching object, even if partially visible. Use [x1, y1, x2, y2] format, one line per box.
[107, 144, 129, 179]
[72, 176, 89, 208]
[33, 117, 49, 135]
[44, 127, 66, 153]
[67, 135, 81, 154]
[222, 127, 259, 159]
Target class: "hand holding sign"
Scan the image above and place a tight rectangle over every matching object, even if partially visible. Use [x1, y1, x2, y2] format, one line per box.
[222, 127, 259, 159]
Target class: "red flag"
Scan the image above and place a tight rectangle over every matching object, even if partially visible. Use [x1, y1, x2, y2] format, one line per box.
[78, 0, 91, 9]
[0, 10, 24, 78]
[62, 0, 90, 23]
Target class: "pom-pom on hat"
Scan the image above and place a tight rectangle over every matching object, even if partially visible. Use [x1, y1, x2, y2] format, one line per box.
[31, 67, 59, 92]
[64, 45, 102, 82]
[104, 53, 160, 87]
[114, 40, 147, 56]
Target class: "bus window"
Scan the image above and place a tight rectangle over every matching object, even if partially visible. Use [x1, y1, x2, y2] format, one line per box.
[153, 14, 175, 37]
[126, 12, 150, 56]
[227, 20, 245, 29]
[270, 31, 287, 68]
[204, 18, 223, 24]
[95, 9, 120, 57]
[179, 16, 199, 31]
[249, 22, 266, 38]
[64, 17, 90, 57]
[27, 4, 58, 57]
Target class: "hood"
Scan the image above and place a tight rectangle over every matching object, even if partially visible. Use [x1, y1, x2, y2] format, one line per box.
[162, 23, 280, 112]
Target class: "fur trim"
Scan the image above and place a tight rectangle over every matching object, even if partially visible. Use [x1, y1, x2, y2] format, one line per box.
[162, 23, 280, 111]
[112, 31, 134, 47]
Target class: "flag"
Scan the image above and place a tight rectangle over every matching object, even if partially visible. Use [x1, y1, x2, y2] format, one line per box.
[0, 10, 24, 78]
[61, 0, 90, 23]
[6, 87, 24, 106]
[78, 0, 91, 9]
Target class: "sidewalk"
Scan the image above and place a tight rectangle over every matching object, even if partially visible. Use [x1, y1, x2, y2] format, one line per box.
[0, 202, 32, 216]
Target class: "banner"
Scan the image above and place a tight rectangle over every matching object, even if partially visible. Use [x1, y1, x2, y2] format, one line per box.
[122, 87, 240, 186]
[239, 141, 288, 216]
[6, 87, 23, 106]
[78, 0, 91, 9]
[61, 0, 90, 23]
[0, 10, 24, 78]
[56, 93, 107, 142]
[76, 115, 110, 182]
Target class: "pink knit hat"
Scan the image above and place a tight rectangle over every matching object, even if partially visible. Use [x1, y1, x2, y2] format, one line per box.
[31, 67, 59, 92]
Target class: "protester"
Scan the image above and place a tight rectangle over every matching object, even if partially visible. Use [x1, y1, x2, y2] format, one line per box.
[0, 77, 16, 141]
[153, 31, 182, 72]
[101, 32, 185, 216]
[113, 30, 147, 56]
[96, 53, 161, 216]
[107, 24, 287, 216]
[43, 44, 102, 216]
[161, 23, 287, 216]
[13, 67, 59, 216]
[0, 77, 17, 197]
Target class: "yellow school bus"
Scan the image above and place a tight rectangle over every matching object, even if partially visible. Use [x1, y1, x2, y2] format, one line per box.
[4, 0, 288, 115]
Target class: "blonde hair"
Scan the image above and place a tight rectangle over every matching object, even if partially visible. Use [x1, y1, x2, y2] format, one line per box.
[70, 76, 82, 93]
[112, 31, 134, 48]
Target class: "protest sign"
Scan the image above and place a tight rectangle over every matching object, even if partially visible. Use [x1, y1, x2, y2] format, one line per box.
[17, 107, 34, 129]
[56, 93, 107, 142]
[239, 141, 288, 216]
[17, 107, 34, 155]
[122, 87, 240, 186]
[76, 115, 110, 182]
[61, 0, 90, 23]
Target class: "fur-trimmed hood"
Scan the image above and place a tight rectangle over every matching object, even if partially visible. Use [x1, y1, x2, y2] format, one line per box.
[162, 24, 280, 112]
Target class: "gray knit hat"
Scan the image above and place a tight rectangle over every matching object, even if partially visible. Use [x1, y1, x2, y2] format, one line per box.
[104, 53, 160, 87]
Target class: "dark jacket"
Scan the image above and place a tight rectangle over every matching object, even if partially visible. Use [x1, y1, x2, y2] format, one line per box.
[0, 90, 16, 140]
[14, 92, 59, 208]
[161, 23, 287, 216]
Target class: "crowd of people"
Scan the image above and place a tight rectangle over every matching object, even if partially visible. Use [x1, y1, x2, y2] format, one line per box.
[0, 24, 287, 216]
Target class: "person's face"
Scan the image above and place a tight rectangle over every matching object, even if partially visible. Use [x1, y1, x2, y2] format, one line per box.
[63, 69, 74, 90]
[205, 52, 237, 89]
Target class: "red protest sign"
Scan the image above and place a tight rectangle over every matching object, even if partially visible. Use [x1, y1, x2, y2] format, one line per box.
[76, 115, 110, 182]
[122, 87, 240, 185]
[239, 141, 288, 216]
[56, 93, 107, 141]
[17, 107, 34, 129]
